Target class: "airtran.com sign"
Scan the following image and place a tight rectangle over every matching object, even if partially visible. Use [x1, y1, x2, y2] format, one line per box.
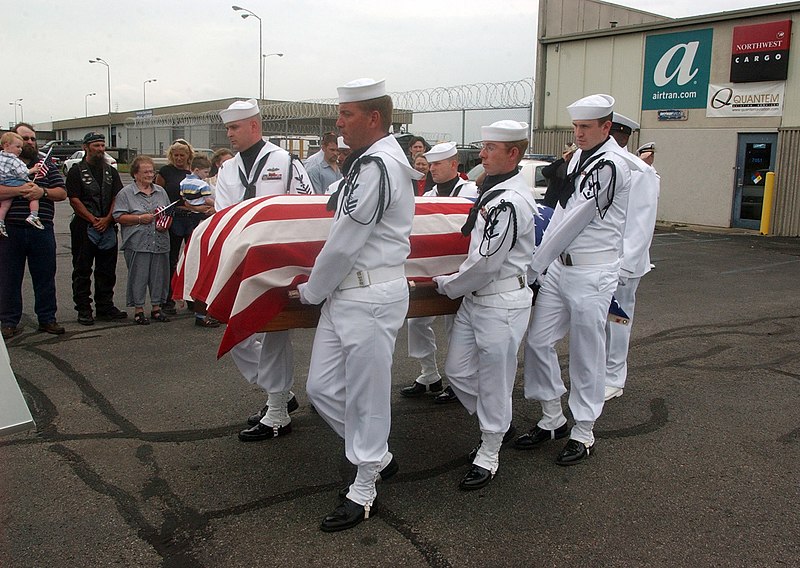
[642, 29, 713, 110]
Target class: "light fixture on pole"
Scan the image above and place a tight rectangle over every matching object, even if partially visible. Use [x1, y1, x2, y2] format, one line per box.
[9, 98, 22, 124]
[85, 93, 96, 117]
[262, 53, 283, 101]
[232, 5, 263, 100]
[143, 78, 157, 109]
[89, 57, 112, 141]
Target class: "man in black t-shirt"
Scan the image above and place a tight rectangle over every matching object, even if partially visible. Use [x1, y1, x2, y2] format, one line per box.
[65, 132, 125, 325]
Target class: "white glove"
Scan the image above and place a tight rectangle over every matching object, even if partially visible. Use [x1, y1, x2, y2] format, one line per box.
[297, 283, 313, 305]
[432, 276, 447, 296]
[618, 271, 631, 287]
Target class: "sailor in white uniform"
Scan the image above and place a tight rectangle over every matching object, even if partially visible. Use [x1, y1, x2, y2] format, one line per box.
[213, 99, 314, 443]
[433, 121, 540, 490]
[605, 114, 660, 401]
[515, 94, 634, 465]
[400, 142, 478, 403]
[297, 79, 422, 532]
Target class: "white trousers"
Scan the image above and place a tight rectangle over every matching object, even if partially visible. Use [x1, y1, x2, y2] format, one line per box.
[445, 295, 530, 470]
[306, 293, 408, 506]
[605, 276, 641, 390]
[523, 260, 618, 442]
[229, 331, 294, 394]
[407, 315, 454, 384]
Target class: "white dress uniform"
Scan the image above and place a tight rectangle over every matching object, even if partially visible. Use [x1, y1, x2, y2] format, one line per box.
[408, 177, 479, 386]
[434, 169, 538, 475]
[605, 148, 660, 396]
[215, 135, 312, 429]
[298, 133, 421, 510]
[524, 133, 634, 447]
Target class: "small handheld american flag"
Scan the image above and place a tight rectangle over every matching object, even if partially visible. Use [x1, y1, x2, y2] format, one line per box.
[154, 200, 179, 231]
[33, 148, 53, 181]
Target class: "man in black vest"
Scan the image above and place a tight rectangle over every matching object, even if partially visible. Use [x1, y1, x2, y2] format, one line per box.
[66, 132, 126, 325]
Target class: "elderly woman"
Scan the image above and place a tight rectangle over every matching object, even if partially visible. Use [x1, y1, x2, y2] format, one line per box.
[155, 140, 194, 314]
[113, 156, 171, 325]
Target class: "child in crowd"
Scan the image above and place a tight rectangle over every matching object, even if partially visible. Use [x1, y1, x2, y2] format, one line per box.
[179, 155, 219, 328]
[0, 132, 43, 236]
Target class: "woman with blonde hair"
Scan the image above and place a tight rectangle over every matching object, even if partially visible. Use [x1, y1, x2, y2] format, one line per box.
[155, 140, 194, 314]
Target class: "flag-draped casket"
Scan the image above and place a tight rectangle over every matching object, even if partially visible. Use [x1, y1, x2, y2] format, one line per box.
[173, 195, 474, 356]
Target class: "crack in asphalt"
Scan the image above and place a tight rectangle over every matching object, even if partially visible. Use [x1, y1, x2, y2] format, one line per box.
[6, 314, 799, 567]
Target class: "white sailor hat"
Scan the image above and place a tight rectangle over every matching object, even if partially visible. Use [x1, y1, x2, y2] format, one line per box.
[637, 142, 655, 155]
[337, 78, 386, 103]
[424, 141, 458, 162]
[611, 112, 640, 135]
[567, 94, 615, 120]
[219, 98, 260, 124]
[481, 120, 529, 142]
[337, 136, 349, 150]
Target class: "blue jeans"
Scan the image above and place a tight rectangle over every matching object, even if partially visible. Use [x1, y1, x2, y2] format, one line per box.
[0, 222, 58, 327]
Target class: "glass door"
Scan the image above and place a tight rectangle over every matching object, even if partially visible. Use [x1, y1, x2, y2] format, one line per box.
[733, 133, 777, 229]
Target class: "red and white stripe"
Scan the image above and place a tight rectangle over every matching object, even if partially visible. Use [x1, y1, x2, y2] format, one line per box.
[174, 195, 473, 356]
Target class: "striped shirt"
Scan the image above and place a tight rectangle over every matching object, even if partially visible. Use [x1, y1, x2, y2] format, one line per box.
[3, 152, 63, 226]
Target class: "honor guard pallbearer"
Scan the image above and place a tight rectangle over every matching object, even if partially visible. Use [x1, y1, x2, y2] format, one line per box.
[605, 114, 660, 401]
[213, 98, 314, 443]
[433, 121, 540, 490]
[400, 141, 478, 404]
[297, 78, 423, 532]
[515, 94, 634, 465]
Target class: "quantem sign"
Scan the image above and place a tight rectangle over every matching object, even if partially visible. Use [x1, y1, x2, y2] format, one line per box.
[731, 20, 791, 82]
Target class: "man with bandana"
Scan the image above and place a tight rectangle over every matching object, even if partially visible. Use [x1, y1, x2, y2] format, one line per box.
[298, 78, 422, 532]
[515, 94, 634, 466]
[432, 122, 540, 490]
[66, 132, 126, 325]
[213, 98, 314, 443]
[0, 123, 68, 339]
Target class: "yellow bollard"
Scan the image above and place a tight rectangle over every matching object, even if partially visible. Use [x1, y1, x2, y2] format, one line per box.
[760, 172, 775, 235]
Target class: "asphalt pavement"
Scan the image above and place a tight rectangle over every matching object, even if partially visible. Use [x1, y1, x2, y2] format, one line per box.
[1, 202, 798, 567]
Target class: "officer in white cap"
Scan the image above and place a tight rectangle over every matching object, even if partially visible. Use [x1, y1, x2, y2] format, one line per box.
[297, 78, 423, 531]
[214, 98, 314, 443]
[605, 116, 660, 402]
[433, 120, 540, 490]
[400, 141, 478, 403]
[637, 142, 655, 166]
[515, 94, 634, 465]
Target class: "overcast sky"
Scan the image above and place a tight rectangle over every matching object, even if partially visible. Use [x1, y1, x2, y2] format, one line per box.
[2, 0, 794, 127]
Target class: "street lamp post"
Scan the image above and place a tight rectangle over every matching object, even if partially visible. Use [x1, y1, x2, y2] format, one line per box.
[85, 92, 96, 117]
[89, 57, 112, 142]
[262, 53, 283, 101]
[8, 98, 22, 124]
[143, 78, 157, 109]
[232, 5, 263, 100]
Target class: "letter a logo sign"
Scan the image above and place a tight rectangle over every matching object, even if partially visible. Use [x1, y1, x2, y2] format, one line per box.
[642, 29, 712, 110]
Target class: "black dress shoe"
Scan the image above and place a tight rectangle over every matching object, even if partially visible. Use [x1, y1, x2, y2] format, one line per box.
[399, 378, 442, 398]
[162, 302, 178, 316]
[77, 311, 94, 326]
[246, 394, 300, 426]
[468, 425, 517, 461]
[320, 498, 367, 532]
[433, 385, 458, 404]
[513, 423, 569, 450]
[237, 421, 292, 442]
[459, 465, 493, 491]
[96, 307, 127, 321]
[555, 439, 593, 466]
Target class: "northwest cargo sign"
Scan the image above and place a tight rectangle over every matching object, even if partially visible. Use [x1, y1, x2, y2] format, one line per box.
[731, 20, 791, 83]
[706, 81, 784, 117]
[642, 29, 713, 110]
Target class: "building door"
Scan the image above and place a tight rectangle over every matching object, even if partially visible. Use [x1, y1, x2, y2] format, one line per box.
[733, 133, 777, 229]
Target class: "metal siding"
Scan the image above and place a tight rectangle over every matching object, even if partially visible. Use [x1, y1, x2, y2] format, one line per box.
[773, 129, 800, 236]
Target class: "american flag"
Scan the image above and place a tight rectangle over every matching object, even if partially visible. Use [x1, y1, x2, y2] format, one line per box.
[173, 195, 473, 356]
[33, 148, 53, 181]
[154, 200, 179, 231]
